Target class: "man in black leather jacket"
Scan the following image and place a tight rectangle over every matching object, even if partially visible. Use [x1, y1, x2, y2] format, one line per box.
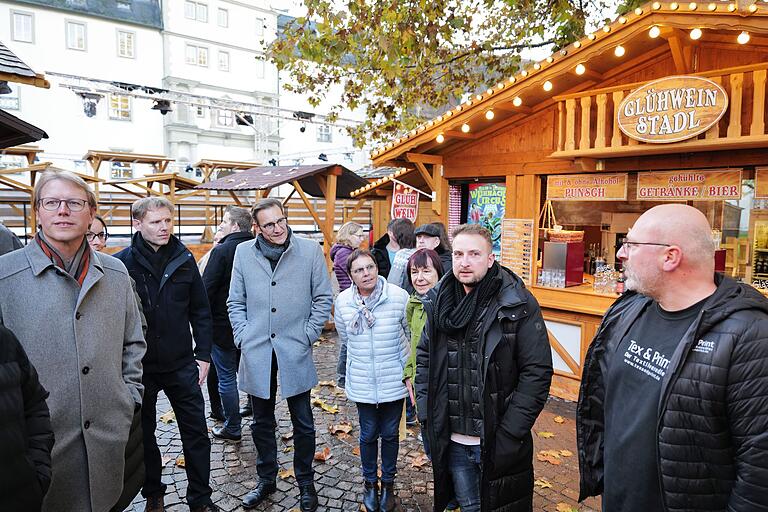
[577, 204, 768, 512]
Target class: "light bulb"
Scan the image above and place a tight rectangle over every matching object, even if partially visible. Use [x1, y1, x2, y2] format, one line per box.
[652, 1, 662, 9]
[436, 133, 445, 143]
[534, 63, 541, 70]
[708, 2, 717, 9]
[690, 28, 702, 40]
[485, 110, 495, 120]
[461, 123, 470, 133]
[649, 25, 661, 38]
[512, 97, 523, 107]
[670, 2, 679, 9]
[619, 16, 627, 23]
[575, 63, 586, 75]
[614, 45, 626, 57]
[749, 3, 758, 11]
[689, 2, 697, 9]
[728, 3, 737, 11]
[738, 31, 750, 44]
[521, 69, 529, 77]
[574, 41, 582, 48]
[603, 25, 611, 33]
[543, 80, 553, 91]
[634, 7, 643, 14]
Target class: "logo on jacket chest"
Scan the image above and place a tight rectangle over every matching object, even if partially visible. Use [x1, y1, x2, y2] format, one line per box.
[692, 338, 715, 354]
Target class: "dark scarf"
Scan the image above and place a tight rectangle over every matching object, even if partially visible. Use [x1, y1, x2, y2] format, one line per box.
[134, 232, 175, 278]
[255, 227, 292, 270]
[36, 231, 90, 287]
[434, 261, 502, 333]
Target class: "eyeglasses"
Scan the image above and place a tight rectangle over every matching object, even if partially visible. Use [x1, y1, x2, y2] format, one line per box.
[86, 231, 108, 242]
[351, 264, 376, 275]
[38, 197, 88, 212]
[260, 217, 287, 233]
[619, 237, 671, 248]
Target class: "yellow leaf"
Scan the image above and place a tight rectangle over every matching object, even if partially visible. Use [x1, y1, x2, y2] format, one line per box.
[536, 451, 561, 466]
[553, 415, 566, 424]
[283, 446, 294, 453]
[556, 503, 577, 512]
[352, 446, 361, 456]
[175, 455, 185, 468]
[410, 452, 430, 468]
[314, 446, 332, 462]
[278, 467, 295, 480]
[318, 380, 337, 387]
[534, 478, 553, 489]
[161, 455, 174, 466]
[311, 398, 339, 414]
[329, 422, 353, 435]
[159, 410, 175, 424]
[536, 431, 556, 439]
[540, 449, 562, 458]
[559, 449, 573, 457]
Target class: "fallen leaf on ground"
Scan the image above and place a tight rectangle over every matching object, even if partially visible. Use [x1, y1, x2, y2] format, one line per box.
[553, 415, 566, 424]
[539, 449, 562, 457]
[336, 432, 351, 441]
[411, 452, 430, 468]
[159, 410, 175, 424]
[559, 449, 573, 457]
[314, 446, 332, 462]
[318, 380, 336, 387]
[536, 431, 556, 439]
[329, 422, 353, 435]
[352, 446, 361, 456]
[283, 446, 294, 453]
[556, 503, 577, 512]
[311, 398, 339, 414]
[175, 455, 185, 468]
[278, 467, 295, 480]
[536, 451, 562, 466]
[161, 455, 174, 466]
[534, 478, 553, 489]
[281, 431, 294, 441]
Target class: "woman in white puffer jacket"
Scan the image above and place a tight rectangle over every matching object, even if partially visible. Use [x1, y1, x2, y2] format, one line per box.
[335, 248, 410, 512]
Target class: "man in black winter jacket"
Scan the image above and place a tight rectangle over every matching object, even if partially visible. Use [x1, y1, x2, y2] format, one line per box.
[115, 197, 217, 512]
[577, 204, 768, 512]
[0, 325, 53, 512]
[416, 224, 552, 512]
[202, 206, 254, 441]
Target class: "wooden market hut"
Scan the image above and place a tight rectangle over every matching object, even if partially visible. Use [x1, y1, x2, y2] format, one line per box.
[356, 0, 768, 399]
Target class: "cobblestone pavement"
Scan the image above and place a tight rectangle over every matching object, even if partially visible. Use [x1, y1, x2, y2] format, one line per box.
[128, 332, 601, 512]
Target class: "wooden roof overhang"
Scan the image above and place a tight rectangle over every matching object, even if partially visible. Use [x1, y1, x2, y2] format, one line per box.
[83, 150, 176, 175]
[1, 145, 44, 165]
[197, 164, 369, 265]
[193, 159, 262, 182]
[0, 41, 50, 89]
[103, 172, 203, 202]
[370, 1, 768, 173]
[0, 112, 48, 150]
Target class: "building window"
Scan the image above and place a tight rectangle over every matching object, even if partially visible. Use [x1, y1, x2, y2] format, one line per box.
[256, 17, 265, 36]
[317, 124, 332, 143]
[196, 106, 205, 118]
[218, 51, 230, 72]
[11, 11, 34, 43]
[117, 0, 132, 10]
[255, 58, 265, 79]
[217, 8, 228, 27]
[109, 94, 131, 120]
[110, 162, 133, 179]
[117, 30, 135, 58]
[185, 44, 208, 66]
[0, 83, 20, 110]
[215, 109, 235, 127]
[66, 21, 87, 51]
[185, 1, 207, 22]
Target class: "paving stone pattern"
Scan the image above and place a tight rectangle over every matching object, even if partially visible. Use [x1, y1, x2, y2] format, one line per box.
[127, 332, 601, 512]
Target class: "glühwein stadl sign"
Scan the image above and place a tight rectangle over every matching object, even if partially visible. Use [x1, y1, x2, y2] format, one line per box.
[391, 183, 419, 222]
[617, 75, 728, 143]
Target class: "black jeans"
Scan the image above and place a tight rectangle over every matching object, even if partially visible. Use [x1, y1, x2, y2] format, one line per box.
[250, 351, 316, 486]
[206, 359, 222, 417]
[141, 363, 212, 507]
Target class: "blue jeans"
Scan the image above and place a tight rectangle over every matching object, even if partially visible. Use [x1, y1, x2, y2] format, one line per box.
[356, 399, 403, 483]
[211, 344, 241, 435]
[448, 442, 481, 512]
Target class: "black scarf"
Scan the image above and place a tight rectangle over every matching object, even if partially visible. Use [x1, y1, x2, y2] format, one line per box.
[134, 232, 175, 278]
[434, 261, 502, 333]
[255, 227, 292, 270]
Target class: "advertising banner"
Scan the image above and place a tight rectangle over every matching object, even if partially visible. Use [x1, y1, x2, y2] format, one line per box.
[636, 170, 742, 201]
[547, 173, 628, 201]
[467, 183, 506, 256]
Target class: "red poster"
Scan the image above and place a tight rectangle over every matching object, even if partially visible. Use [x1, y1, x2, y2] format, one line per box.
[391, 183, 419, 221]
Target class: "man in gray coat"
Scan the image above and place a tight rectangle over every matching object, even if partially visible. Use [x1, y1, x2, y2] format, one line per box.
[0, 170, 146, 512]
[228, 198, 333, 511]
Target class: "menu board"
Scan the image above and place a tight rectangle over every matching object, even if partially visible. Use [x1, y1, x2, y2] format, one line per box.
[500, 218, 535, 286]
[636, 169, 742, 200]
[547, 173, 628, 201]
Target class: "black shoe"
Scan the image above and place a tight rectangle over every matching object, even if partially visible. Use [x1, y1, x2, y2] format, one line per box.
[405, 415, 418, 427]
[380, 481, 397, 512]
[299, 482, 319, 512]
[242, 481, 276, 509]
[190, 504, 220, 512]
[209, 410, 225, 422]
[240, 402, 253, 417]
[362, 480, 379, 512]
[212, 425, 242, 442]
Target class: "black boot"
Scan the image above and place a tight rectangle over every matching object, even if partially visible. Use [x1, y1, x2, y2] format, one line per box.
[362, 480, 379, 512]
[242, 480, 276, 509]
[380, 481, 397, 512]
[299, 482, 318, 512]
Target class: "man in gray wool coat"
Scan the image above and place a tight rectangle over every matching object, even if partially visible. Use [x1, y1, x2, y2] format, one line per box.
[228, 197, 333, 511]
[0, 170, 146, 512]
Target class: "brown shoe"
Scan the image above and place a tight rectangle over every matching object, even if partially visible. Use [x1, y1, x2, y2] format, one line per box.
[144, 495, 164, 512]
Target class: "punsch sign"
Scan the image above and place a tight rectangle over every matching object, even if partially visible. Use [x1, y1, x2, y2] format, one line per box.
[617, 75, 728, 143]
[391, 183, 419, 221]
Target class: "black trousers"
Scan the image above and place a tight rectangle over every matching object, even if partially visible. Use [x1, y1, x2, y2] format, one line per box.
[141, 362, 212, 507]
[250, 351, 316, 486]
[206, 359, 222, 416]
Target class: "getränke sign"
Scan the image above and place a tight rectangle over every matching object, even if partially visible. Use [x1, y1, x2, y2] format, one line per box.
[617, 75, 728, 143]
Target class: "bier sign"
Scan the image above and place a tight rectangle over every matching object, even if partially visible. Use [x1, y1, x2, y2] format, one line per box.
[547, 173, 628, 201]
[391, 183, 419, 221]
[617, 76, 728, 143]
[636, 170, 742, 201]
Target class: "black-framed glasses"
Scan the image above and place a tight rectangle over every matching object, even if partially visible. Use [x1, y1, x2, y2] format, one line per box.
[619, 237, 671, 248]
[260, 217, 287, 233]
[86, 231, 108, 242]
[38, 197, 88, 212]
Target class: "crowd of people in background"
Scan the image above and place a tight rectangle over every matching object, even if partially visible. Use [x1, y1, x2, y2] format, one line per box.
[0, 170, 766, 512]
